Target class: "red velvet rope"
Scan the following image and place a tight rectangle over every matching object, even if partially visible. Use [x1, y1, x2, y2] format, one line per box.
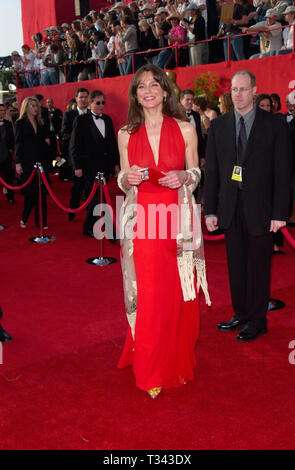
[0, 169, 36, 190]
[281, 227, 295, 249]
[41, 171, 98, 213]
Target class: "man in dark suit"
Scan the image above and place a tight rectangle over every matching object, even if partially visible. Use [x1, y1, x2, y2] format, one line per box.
[180, 89, 205, 203]
[70, 89, 120, 237]
[46, 98, 63, 163]
[0, 104, 15, 204]
[204, 70, 291, 342]
[61, 87, 89, 218]
[180, 89, 205, 163]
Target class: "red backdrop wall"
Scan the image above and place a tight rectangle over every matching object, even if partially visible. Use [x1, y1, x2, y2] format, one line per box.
[21, 0, 108, 47]
[17, 54, 295, 134]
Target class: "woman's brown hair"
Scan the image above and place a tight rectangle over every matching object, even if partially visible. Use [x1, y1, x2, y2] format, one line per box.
[125, 64, 188, 134]
[219, 92, 233, 114]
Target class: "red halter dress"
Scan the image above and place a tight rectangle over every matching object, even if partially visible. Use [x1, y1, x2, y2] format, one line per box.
[118, 115, 200, 390]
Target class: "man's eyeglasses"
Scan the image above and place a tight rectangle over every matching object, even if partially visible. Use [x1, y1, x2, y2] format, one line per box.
[231, 87, 252, 94]
[95, 100, 105, 105]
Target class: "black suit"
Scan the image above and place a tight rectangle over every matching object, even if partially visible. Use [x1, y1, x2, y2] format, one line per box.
[70, 112, 120, 234]
[48, 107, 63, 137]
[204, 107, 291, 328]
[61, 109, 80, 162]
[187, 110, 205, 202]
[0, 119, 15, 201]
[15, 117, 50, 226]
[187, 110, 205, 160]
[48, 107, 63, 164]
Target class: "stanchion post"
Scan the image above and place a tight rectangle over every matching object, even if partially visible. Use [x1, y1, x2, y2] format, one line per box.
[86, 172, 117, 267]
[37, 163, 43, 239]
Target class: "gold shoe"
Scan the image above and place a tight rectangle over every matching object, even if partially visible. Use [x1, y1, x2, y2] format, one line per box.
[147, 387, 162, 399]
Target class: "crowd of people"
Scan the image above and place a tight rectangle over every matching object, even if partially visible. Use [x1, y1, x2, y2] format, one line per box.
[10, 0, 295, 87]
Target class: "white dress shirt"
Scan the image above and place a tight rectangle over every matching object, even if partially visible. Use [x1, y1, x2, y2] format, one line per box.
[92, 113, 105, 138]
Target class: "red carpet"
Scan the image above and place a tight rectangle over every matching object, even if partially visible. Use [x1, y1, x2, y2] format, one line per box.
[0, 176, 295, 450]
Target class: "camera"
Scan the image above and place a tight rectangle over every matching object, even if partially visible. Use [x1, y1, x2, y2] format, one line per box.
[147, 17, 153, 24]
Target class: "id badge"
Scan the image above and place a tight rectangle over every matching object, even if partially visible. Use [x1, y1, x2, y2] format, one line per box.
[231, 165, 242, 182]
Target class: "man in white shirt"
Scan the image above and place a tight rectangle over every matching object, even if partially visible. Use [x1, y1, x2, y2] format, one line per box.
[70, 90, 120, 236]
[278, 5, 295, 54]
[242, 9, 283, 58]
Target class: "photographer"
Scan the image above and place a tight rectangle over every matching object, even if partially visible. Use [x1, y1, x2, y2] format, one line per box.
[138, 19, 159, 65]
[181, 3, 209, 65]
[152, 7, 172, 68]
[140, 3, 155, 23]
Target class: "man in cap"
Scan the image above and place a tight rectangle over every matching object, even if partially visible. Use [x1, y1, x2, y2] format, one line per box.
[241, 8, 283, 58]
[278, 6, 295, 54]
[153, 7, 172, 68]
[110, 2, 125, 20]
[181, 3, 209, 65]
[141, 3, 154, 23]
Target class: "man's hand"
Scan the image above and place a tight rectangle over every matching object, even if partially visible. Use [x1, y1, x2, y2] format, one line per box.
[270, 220, 286, 233]
[206, 216, 219, 232]
[75, 169, 83, 178]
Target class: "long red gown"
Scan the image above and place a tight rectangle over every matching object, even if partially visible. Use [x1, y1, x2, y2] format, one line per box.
[118, 115, 200, 390]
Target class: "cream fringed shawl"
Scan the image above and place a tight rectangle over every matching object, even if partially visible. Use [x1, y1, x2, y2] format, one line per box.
[118, 167, 211, 338]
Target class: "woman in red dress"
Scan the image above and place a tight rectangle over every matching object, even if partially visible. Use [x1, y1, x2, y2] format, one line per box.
[117, 64, 210, 398]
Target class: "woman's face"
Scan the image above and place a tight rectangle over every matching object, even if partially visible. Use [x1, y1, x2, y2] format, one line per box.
[27, 101, 39, 117]
[136, 71, 167, 110]
[258, 98, 271, 113]
[170, 18, 179, 27]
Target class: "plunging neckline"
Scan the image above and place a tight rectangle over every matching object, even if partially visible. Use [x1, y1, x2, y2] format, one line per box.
[144, 117, 165, 168]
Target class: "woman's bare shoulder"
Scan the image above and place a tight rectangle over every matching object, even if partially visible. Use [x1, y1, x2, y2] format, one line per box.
[176, 119, 196, 137]
[118, 127, 130, 143]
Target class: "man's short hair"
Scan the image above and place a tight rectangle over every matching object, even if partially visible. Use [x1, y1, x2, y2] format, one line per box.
[35, 94, 44, 101]
[232, 70, 256, 88]
[75, 87, 89, 97]
[89, 89, 105, 102]
[180, 89, 194, 100]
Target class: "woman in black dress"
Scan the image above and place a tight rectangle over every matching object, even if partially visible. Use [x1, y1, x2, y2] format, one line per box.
[15, 96, 50, 229]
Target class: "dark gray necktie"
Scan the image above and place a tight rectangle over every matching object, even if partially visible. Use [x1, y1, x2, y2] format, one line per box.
[237, 116, 247, 165]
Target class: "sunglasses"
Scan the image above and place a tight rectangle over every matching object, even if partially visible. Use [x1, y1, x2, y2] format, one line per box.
[95, 100, 105, 105]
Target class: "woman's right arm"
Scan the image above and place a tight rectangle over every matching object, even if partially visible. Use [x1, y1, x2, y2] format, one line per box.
[118, 129, 142, 188]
